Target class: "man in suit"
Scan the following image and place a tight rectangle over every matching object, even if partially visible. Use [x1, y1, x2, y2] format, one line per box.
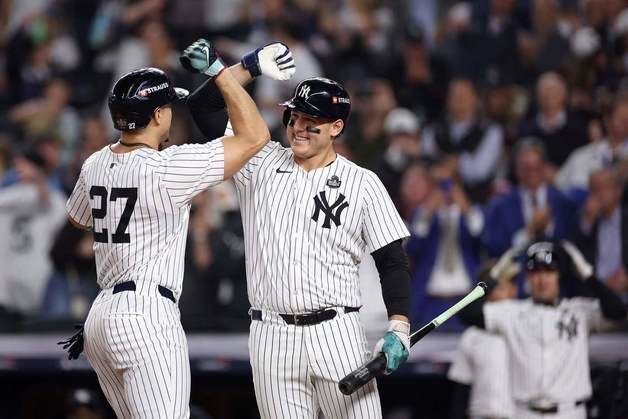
[421, 78, 504, 202]
[484, 138, 576, 257]
[574, 168, 627, 300]
[517, 72, 590, 172]
[405, 161, 484, 331]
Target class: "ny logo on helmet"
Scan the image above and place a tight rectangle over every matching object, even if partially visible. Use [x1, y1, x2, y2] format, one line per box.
[299, 85, 311, 99]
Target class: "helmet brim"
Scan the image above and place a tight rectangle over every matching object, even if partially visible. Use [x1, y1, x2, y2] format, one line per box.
[279, 98, 332, 120]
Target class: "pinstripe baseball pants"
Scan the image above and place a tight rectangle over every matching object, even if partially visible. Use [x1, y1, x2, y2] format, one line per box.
[84, 282, 191, 419]
[249, 309, 382, 419]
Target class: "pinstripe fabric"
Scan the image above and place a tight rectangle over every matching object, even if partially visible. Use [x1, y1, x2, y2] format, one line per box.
[484, 298, 602, 406]
[249, 311, 381, 419]
[232, 141, 410, 313]
[448, 327, 513, 418]
[66, 142, 224, 297]
[67, 141, 224, 418]
[228, 124, 409, 417]
[84, 284, 190, 419]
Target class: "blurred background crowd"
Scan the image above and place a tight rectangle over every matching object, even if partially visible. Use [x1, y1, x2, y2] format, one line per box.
[0, 0, 627, 336]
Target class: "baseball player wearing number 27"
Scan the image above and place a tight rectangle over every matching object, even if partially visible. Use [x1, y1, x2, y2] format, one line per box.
[59, 41, 281, 417]
[181, 38, 413, 418]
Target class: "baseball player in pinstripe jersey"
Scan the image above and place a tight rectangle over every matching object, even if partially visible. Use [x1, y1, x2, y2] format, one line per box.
[182, 40, 413, 418]
[449, 255, 520, 419]
[60, 40, 296, 418]
[460, 241, 627, 419]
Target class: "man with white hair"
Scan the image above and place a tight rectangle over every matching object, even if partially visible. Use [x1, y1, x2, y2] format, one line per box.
[421, 78, 504, 202]
[518, 72, 590, 171]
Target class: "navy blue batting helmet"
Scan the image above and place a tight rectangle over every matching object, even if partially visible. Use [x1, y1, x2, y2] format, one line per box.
[280, 77, 351, 131]
[526, 241, 559, 271]
[108, 67, 189, 131]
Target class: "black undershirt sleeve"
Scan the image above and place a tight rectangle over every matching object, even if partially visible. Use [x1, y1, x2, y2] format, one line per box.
[370, 240, 411, 318]
[186, 77, 229, 141]
[577, 276, 627, 321]
[458, 299, 486, 329]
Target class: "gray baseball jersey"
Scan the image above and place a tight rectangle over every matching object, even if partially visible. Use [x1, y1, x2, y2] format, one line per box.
[0, 183, 66, 314]
[67, 141, 224, 419]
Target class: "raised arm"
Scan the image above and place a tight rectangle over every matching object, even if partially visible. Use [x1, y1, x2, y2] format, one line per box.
[182, 41, 295, 167]
[216, 67, 270, 179]
[562, 240, 627, 321]
[185, 64, 252, 141]
[179, 39, 273, 179]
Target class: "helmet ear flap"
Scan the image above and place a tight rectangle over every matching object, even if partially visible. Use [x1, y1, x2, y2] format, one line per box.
[282, 108, 292, 127]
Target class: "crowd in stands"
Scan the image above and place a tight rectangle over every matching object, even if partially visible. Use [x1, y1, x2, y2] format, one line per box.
[0, 0, 627, 332]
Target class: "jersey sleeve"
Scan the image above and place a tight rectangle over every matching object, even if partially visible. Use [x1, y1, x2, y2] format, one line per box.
[66, 168, 93, 227]
[447, 331, 473, 384]
[225, 120, 280, 190]
[569, 297, 604, 332]
[483, 300, 517, 335]
[361, 170, 410, 252]
[158, 141, 225, 206]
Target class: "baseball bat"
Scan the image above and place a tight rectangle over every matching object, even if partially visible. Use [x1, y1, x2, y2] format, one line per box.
[338, 282, 487, 395]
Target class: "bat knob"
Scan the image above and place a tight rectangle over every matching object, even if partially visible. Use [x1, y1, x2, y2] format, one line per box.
[338, 380, 353, 395]
[477, 281, 488, 293]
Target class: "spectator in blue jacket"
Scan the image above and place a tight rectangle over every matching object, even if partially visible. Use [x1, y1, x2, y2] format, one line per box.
[404, 161, 484, 331]
[484, 138, 576, 257]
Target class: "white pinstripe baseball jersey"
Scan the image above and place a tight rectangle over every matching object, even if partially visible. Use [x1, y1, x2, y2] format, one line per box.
[484, 298, 603, 403]
[66, 141, 224, 298]
[448, 326, 514, 418]
[231, 140, 410, 314]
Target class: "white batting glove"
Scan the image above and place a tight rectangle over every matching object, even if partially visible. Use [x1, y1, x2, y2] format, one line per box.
[490, 247, 521, 282]
[561, 240, 593, 281]
[373, 319, 410, 374]
[241, 42, 296, 81]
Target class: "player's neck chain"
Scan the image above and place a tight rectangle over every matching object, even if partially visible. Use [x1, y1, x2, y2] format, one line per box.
[119, 140, 154, 149]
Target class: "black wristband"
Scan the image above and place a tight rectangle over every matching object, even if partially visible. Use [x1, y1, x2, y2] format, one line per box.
[241, 49, 261, 77]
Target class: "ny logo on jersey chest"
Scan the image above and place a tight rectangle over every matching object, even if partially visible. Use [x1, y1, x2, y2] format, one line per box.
[311, 191, 349, 228]
[556, 312, 578, 341]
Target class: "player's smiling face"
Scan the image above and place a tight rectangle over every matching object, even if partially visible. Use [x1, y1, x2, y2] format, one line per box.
[287, 111, 343, 160]
[528, 268, 560, 304]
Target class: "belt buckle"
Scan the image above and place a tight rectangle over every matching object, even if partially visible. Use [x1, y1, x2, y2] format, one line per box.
[528, 398, 558, 414]
[293, 314, 300, 325]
